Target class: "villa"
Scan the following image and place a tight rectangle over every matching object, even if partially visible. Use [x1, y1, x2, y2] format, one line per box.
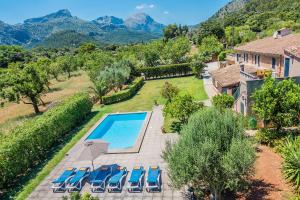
[210, 29, 300, 115]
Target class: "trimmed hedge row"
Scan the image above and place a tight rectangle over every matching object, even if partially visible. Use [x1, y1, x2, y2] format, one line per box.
[0, 93, 93, 188]
[102, 77, 144, 105]
[137, 63, 194, 79]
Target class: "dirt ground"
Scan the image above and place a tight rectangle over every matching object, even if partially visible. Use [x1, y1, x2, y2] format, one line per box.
[0, 72, 92, 132]
[239, 145, 292, 200]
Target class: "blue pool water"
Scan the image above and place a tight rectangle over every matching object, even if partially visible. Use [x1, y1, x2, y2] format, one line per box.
[86, 112, 147, 150]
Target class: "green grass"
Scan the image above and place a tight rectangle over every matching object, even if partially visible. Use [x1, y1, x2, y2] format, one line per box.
[107, 76, 208, 113]
[13, 76, 207, 199]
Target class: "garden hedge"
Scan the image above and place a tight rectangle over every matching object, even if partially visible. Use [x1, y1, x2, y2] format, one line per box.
[102, 77, 144, 105]
[137, 63, 194, 79]
[0, 93, 93, 188]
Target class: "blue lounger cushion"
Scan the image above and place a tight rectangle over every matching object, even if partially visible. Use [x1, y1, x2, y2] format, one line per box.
[52, 168, 76, 184]
[90, 166, 111, 183]
[129, 166, 144, 183]
[109, 167, 126, 184]
[69, 168, 89, 184]
[147, 166, 160, 183]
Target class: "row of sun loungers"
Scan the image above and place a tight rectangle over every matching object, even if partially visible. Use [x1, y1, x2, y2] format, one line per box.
[51, 165, 161, 193]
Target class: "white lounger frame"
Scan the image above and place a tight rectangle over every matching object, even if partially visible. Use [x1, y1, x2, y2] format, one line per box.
[51, 175, 74, 192]
[66, 169, 90, 192]
[127, 171, 145, 192]
[146, 170, 161, 192]
[90, 173, 111, 192]
[107, 170, 128, 192]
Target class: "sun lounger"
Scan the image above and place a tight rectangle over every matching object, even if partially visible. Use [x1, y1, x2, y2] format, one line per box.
[51, 167, 76, 192]
[90, 165, 112, 192]
[66, 167, 90, 192]
[107, 166, 128, 192]
[127, 166, 145, 192]
[146, 166, 161, 192]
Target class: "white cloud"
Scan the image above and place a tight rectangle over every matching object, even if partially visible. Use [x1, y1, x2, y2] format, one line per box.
[163, 11, 169, 15]
[136, 4, 146, 10]
[136, 4, 155, 10]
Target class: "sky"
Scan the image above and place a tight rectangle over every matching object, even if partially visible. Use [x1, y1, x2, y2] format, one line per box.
[0, 0, 231, 25]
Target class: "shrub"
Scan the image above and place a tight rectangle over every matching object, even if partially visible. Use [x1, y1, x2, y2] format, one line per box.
[0, 93, 93, 188]
[255, 128, 294, 147]
[281, 137, 300, 193]
[161, 82, 179, 102]
[252, 77, 300, 130]
[218, 49, 234, 61]
[163, 108, 256, 199]
[255, 129, 279, 146]
[218, 51, 227, 61]
[102, 77, 144, 105]
[137, 63, 193, 79]
[213, 93, 235, 109]
[248, 117, 257, 130]
[63, 192, 99, 200]
[163, 94, 203, 124]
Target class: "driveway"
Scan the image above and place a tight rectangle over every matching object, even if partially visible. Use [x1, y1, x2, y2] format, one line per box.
[202, 62, 219, 106]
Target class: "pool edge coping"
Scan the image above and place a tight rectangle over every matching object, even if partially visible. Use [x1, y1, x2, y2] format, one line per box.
[82, 111, 153, 154]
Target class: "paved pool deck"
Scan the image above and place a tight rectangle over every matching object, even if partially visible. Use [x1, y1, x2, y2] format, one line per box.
[28, 106, 184, 200]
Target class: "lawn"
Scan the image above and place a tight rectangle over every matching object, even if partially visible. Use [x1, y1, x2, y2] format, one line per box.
[108, 76, 208, 113]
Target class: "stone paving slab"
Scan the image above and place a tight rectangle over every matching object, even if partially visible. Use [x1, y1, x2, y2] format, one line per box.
[28, 106, 184, 200]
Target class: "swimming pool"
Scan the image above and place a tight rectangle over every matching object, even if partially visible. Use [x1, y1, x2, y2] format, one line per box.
[86, 112, 150, 152]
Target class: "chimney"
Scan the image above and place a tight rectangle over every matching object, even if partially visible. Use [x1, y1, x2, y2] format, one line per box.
[273, 28, 290, 39]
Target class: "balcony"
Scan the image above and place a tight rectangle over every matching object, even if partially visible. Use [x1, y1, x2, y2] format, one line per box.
[240, 70, 259, 80]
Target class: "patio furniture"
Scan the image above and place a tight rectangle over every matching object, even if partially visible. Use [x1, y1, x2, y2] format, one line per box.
[51, 167, 76, 192]
[146, 166, 161, 192]
[90, 165, 112, 192]
[107, 166, 128, 192]
[127, 166, 145, 192]
[66, 167, 90, 192]
[74, 139, 109, 170]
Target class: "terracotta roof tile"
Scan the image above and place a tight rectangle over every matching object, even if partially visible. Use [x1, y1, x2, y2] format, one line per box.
[285, 46, 300, 58]
[210, 64, 257, 87]
[234, 34, 300, 56]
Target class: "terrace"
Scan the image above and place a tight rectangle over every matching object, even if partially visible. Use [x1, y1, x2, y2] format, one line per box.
[28, 106, 183, 200]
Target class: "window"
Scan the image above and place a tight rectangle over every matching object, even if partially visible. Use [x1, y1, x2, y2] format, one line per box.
[237, 54, 240, 62]
[255, 55, 260, 66]
[244, 53, 248, 62]
[284, 58, 290, 77]
[240, 102, 245, 115]
[272, 57, 276, 69]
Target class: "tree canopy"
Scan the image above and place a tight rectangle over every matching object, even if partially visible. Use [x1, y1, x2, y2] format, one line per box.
[252, 77, 300, 130]
[163, 108, 255, 199]
[0, 62, 48, 113]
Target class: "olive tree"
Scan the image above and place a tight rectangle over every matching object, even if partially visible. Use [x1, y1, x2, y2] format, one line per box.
[108, 60, 131, 91]
[0, 62, 48, 113]
[163, 108, 256, 200]
[56, 55, 78, 78]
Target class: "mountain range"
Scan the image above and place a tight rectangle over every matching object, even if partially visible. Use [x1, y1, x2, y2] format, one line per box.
[0, 9, 165, 48]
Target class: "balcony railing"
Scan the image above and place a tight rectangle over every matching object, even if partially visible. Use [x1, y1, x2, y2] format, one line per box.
[240, 70, 258, 80]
